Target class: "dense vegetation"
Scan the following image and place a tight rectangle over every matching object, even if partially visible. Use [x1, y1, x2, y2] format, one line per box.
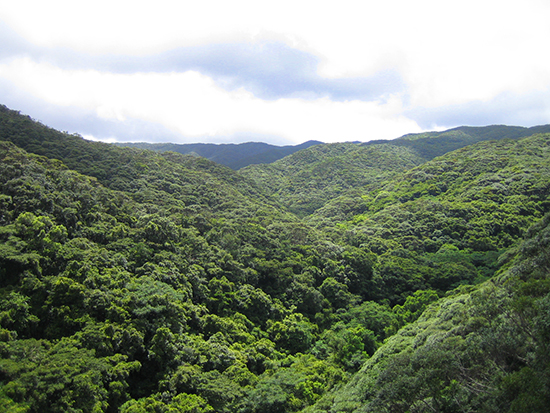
[364, 124, 550, 160]
[116, 140, 322, 170]
[307, 211, 550, 412]
[1, 104, 549, 412]
[240, 143, 425, 217]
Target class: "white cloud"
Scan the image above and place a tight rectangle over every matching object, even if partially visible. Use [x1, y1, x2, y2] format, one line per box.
[0, 57, 420, 143]
[2, 0, 549, 107]
[1, 0, 549, 141]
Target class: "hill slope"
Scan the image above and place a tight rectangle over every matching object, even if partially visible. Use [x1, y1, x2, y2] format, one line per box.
[240, 143, 426, 217]
[0, 139, 340, 413]
[239, 125, 550, 220]
[307, 211, 550, 412]
[0, 105, 276, 205]
[364, 124, 550, 160]
[310, 134, 550, 303]
[1, 108, 386, 412]
[115, 140, 323, 170]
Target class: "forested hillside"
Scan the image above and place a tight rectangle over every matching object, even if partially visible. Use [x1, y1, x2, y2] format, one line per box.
[307, 211, 550, 412]
[1, 105, 549, 412]
[364, 124, 550, 160]
[308, 135, 550, 303]
[240, 143, 425, 217]
[115, 140, 323, 170]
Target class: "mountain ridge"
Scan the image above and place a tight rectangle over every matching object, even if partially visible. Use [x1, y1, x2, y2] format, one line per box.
[364, 124, 550, 159]
[115, 140, 323, 170]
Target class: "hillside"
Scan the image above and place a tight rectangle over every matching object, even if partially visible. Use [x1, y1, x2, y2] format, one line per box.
[0, 139, 346, 413]
[238, 125, 550, 219]
[364, 124, 550, 160]
[240, 143, 426, 217]
[115, 140, 323, 170]
[309, 134, 550, 303]
[1, 105, 550, 412]
[306, 211, 550, 412]
[0, 108, 398, 412]
[114, 124, 550, 175]
[0, 105, 275, 206]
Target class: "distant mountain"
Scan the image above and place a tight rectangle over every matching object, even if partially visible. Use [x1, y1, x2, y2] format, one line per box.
[238, 124, 550, 218]
[115, 140, 323, 169]
[116, 124, 550, 170]
[365, 124, 550, 159]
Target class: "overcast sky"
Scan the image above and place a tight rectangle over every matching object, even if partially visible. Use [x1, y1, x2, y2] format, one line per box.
[1, 0, 549, 145]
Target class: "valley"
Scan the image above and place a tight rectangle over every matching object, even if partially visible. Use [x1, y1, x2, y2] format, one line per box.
[1, 104, 549, 412]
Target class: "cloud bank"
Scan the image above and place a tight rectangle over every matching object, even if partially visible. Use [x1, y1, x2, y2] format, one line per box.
[0, 0, 549, 144]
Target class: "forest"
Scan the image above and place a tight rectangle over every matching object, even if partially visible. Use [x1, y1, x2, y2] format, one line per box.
[0, 103, 549, 412]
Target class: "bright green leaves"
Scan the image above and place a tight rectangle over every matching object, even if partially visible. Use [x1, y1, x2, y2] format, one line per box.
[312, 301, 395, 372]
[120, 392, 214, 413]
[319, 277, 357, 309]
[393, 289, 440, 327]
[241, 142, 424, 218]
[316, 212, 550, 413]
[323, 325, 376, 370]
[0, 338, 139, 413]
[244, 354, 345, 413]
[127, 276, 189, 335]
[0, 290, 38, 339]
[3, 106, 550, 413]
[267, 314, 318, 354]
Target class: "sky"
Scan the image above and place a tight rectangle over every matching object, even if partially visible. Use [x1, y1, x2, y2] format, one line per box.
[1, 0, 549, 145]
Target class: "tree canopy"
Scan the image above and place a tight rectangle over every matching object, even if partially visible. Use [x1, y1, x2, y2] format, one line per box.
[1, 104, 550, 412]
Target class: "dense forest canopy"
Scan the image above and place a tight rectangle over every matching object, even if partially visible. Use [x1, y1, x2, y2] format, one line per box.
[1, 104, 549, 412]
[363, 124, 550, 160]
[114, 140, 323, 170]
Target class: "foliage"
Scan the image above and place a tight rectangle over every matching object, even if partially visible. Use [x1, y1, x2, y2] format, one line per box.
[240, 142, 425, 217]
[364, 124, 550, 159]
[307, 212, 550, 412]
[116, 140, 322, 170]
[313, 134, 550, 304]
[1, 104, 550, 412]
